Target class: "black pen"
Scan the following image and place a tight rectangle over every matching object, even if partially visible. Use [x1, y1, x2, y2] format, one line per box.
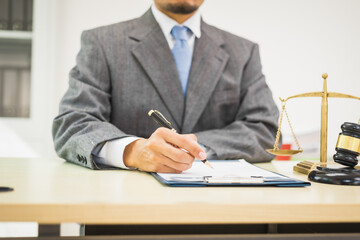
[0, 186, 14, 192]
[148, 110, 213, 169]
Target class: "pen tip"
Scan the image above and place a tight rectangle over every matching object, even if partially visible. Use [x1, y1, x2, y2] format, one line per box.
[205, 161, 214, 169]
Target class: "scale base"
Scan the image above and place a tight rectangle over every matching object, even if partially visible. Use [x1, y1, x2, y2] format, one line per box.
[293, 161, 351, 175]
[293, 161, 322, 175]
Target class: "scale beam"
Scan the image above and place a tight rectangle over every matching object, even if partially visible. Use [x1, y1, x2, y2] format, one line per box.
[282, 92, 360, 102]
[327, 92, 360, 100]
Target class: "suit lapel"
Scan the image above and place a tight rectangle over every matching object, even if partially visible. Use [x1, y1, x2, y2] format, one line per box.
[130, 10, 184, 129]
[182, 23, 229, 133]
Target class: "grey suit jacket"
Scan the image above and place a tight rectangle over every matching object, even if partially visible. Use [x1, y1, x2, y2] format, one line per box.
[52, 9, 279, 169]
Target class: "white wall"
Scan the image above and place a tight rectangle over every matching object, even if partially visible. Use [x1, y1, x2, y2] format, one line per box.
[2, 0, 359, 160]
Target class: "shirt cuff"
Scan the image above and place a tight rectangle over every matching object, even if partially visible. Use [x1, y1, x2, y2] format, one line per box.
[96, 137, 141, 169]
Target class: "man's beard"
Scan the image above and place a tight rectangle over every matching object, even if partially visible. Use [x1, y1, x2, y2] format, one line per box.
[162, 3, 199, 14]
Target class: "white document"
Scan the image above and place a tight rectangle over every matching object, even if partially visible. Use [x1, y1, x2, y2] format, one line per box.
[158, 159, 287, 182]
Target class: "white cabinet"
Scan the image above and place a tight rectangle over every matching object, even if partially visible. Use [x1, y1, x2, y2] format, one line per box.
[0, 30, 32, 118]
[0, 0, 33, 118]
[0, 0, 57, 157]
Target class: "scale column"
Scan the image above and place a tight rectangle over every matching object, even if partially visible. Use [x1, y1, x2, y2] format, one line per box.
[320, 73, 328, 163]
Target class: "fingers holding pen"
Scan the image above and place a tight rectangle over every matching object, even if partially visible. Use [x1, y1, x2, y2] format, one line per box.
[144, 110, 208, 171]
[124, 139, 186, 173]
[124, 128, 203, 173]
[136, 149, 185, 173]
[157, 128, 207, 160]
[148, 128, 197, 167]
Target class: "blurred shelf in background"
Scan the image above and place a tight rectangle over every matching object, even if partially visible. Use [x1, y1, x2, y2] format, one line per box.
[0, 0, 33, 118]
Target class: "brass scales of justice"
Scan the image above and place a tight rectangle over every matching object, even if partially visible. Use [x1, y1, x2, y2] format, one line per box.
[266, 73, 360, 175]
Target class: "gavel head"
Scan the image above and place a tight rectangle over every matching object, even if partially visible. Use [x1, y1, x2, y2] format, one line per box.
[333, 122, 360, 168]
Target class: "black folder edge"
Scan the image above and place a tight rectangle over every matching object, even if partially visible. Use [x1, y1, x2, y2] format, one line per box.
[150, 162, 311, 187]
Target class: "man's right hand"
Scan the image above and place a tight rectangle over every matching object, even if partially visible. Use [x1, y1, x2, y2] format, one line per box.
[123, 128, 207, 173]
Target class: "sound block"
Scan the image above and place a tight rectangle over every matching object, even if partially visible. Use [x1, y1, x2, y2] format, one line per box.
[308, 166, 360, 185]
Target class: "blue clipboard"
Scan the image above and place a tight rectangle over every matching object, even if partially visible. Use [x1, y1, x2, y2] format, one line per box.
[151, 160, 311, 187]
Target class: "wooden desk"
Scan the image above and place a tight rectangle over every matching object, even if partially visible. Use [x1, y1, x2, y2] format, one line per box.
[1, 157, 360, 226]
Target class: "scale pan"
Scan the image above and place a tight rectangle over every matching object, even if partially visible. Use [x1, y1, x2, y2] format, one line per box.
[266, 149, 303, 156]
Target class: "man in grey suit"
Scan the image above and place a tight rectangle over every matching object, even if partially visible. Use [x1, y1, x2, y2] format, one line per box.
[52, 0, 279, 172]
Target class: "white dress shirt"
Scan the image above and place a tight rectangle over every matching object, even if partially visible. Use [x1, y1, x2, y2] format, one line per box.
[95, 5, 202, 169]
[151, 4, 201, 55]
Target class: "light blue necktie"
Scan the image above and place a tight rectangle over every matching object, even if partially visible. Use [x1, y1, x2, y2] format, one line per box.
[171, 26, 192, 95]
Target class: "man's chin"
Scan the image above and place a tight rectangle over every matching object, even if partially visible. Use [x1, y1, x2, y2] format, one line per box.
[163, 3, 199, 14]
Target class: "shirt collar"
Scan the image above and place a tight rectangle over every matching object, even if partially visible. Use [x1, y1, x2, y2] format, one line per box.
[151, 4, 201, 39]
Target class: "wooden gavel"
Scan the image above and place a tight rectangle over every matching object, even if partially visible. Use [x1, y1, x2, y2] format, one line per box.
[333, 121, 360, 168]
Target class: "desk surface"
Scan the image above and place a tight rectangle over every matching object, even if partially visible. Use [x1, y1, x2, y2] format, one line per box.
[1, 158, 360, 224]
